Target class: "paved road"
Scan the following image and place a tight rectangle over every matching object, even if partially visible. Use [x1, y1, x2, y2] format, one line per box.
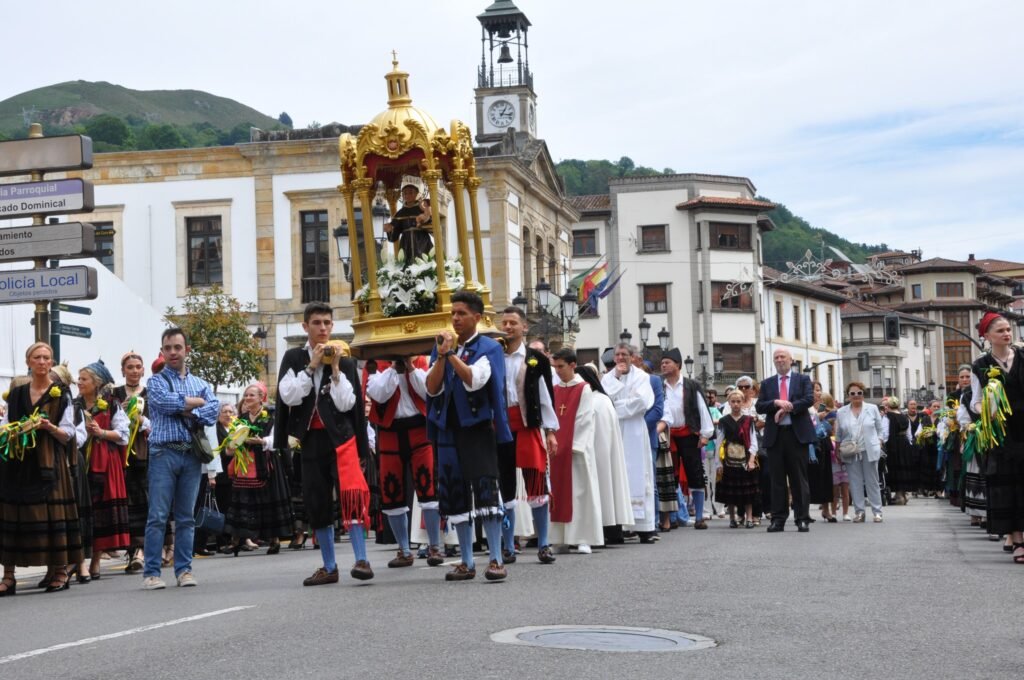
[1, 501, 1020, 679]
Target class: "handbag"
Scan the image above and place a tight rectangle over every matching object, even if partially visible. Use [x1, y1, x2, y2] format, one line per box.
[194, 487, 225, 534]
[839, 416, 863, 462]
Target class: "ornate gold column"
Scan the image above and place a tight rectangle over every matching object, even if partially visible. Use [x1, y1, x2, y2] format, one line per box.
[423, 169, 451, 309]
[354, 177, 382, 318]
[449, 169, 476, 292]
[467, 175, 491, 306]
[339, 184, 363, 296]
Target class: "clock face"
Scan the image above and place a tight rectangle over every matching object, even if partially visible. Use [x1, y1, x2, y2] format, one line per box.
[488, 100, 516, 128]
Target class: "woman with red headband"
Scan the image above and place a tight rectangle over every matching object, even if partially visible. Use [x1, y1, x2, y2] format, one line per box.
[970, 312, 1024, 564]
[223, 383, 293, 555]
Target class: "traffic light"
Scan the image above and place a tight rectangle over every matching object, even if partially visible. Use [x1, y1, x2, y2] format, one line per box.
[884, 314, 901, 342]
[857, 351, 870, 372]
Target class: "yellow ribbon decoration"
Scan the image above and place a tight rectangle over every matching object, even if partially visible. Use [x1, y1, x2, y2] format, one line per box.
[976, 366, 1012, 454]
[123, 396, 145, 466]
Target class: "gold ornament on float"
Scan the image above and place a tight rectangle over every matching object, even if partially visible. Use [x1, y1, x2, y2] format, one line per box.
[338, 54, 497, 360]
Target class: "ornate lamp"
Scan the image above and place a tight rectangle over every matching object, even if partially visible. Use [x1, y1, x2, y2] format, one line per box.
[512, 291, 528, 315]
[536, 278, 553, 312]
[561, 289, 579, 330]
[334, 221, 352, 282]
[698, 343, 708, 369]
[619, 328, 632, 343]
[657, 327, 670, 352]
[684, 355, 694, 377]
[638, 318, 651, 346]
[714, 355, 725, 375]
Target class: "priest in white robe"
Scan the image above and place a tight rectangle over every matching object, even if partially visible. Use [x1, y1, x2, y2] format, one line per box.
[600, 343, 656, 539]
[548, 349, 604, 552]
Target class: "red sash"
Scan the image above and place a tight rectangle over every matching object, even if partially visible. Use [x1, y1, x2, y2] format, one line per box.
[550, 383, 584, 523]
[335, 438, 370, 529]
[508, 404, 546, 475]
[669, 425, 693, 452]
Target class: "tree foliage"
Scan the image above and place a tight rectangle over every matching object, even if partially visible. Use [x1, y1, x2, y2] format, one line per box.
[85, 114, 133, 149]
[762, 201, 887, 267]
[165, 286, 266, 392]
[555, 156, 676, 195]
[137, 123, 187, 150]
[278, 111, 292, 127]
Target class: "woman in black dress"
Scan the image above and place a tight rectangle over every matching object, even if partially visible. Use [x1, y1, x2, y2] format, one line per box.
[884, 397, 918, 505]
[969, 313, 1024, 564]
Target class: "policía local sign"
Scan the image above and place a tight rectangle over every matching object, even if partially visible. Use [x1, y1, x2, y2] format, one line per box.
[0, 179, 94, 218]
[0, 134, 93, 177]
[0, 222, 96, 262]
[0, 266, 98, 303]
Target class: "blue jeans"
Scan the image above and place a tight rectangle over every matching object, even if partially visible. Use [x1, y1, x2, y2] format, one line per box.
[144, 445, 202, 578]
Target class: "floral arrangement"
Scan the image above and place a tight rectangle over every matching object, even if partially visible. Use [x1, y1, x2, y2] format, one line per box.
[355, 248, 465, 318]
[123, 396, 146, 466]
[915, 425, 936, 445]
[0, 408, 47, 462]
[215, 418, 254, 475]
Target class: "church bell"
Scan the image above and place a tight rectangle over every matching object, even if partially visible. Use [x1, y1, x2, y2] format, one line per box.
[497, 43, 514, 64]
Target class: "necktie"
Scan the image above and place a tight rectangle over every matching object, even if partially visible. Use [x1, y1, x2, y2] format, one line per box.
[780, 374, 789, 402]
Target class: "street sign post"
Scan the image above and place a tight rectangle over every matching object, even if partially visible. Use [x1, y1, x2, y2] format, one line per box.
[0, 266, 98, 304]
[0, 179, 94, 219]
[0, 222, 96, 262]
[0, 134, 93, 177]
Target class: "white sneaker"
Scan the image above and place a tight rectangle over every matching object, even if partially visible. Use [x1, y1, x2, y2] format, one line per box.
[852, 513, 866, 523]
[176, 571, 198, 587]
[842, 514, 852, 522]
[142, 576, 166, 590]
[684, 519, 696, 527]
[873, 514, 883, 523]
[575, 544, 592, 554]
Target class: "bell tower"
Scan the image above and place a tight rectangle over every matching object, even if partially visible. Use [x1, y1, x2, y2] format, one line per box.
[474, 0, 537, 144]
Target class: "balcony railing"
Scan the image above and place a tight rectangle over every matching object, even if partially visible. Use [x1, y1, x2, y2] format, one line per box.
[301, 277, 329, 303]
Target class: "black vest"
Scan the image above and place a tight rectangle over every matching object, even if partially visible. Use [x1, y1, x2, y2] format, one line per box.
[521, 348, 554, 429]
[273, 347, 365, 455]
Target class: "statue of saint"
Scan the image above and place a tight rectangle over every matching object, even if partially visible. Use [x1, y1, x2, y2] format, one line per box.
[383, 184, 434, 262]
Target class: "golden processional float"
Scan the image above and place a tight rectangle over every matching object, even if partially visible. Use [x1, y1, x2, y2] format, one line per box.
[339, 56, 495, 360]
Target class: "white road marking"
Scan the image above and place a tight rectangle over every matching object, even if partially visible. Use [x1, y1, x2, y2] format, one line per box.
[0, 605, 255, 665]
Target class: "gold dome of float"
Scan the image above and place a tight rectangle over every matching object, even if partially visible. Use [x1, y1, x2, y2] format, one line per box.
[366, 56, 442, 149]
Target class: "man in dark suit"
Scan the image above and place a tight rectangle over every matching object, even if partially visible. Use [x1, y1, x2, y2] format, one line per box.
[756, 349, 816, 532]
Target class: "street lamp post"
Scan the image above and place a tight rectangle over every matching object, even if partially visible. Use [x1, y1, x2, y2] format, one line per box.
[657, 327, 670, 354]
[698, 343, 709, 387]
[638, 318, 651, 359]
[531, 278, 579, 347]
[683, 355, 694, 378]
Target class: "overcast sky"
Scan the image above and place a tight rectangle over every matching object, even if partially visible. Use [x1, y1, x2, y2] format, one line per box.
[4, 0, 1022, 262]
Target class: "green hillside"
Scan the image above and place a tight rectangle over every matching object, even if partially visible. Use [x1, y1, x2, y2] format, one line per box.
[0, 80, 285, 144]
[554, 157, 887, 265]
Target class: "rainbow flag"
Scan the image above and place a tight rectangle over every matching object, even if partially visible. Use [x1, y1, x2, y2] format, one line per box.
[578, 261, 609, 306]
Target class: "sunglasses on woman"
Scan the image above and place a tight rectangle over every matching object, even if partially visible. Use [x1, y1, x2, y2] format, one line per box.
[848, 391, 864, 396]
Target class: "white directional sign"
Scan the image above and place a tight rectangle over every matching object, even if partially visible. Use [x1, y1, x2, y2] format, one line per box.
[0, 179, 94, 219]
[0, 135, 93, 177]
[0, 266, 98, 304]
[0, 222, 96, 262]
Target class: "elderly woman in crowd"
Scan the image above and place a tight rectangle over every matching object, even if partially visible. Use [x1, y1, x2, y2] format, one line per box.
[75, 360, 130, 580]
[834, 381, 887, 523]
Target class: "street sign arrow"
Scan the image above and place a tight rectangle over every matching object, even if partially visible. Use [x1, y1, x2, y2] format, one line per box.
[55, 323, 91, 339]
[0, 222, 96, 262]
[54, 302, 93, 315]
[0, 179, 94, 220]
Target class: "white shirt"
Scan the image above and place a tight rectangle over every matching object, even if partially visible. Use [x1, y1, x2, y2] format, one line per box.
[366, 366, 428, 418]
[503, 342, 558, 430]
[426, 333, 491, 396]
[277, 342, 356, 413]
[662, 376, 714, 438]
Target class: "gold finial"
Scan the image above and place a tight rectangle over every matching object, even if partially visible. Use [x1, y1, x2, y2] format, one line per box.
[384, 53, 412, 107]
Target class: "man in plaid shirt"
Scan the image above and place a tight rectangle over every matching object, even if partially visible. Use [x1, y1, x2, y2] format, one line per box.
[141, 327, 220, 590]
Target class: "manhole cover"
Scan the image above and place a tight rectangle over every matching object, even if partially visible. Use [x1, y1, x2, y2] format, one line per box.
[491, 625, 716, 653]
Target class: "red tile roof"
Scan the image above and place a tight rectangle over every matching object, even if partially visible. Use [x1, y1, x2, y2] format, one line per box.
[972, 258, 1024, 273]
[567, 194, 611, 212]
[898, 257, 981, 274]
[675, 196, 775, 211]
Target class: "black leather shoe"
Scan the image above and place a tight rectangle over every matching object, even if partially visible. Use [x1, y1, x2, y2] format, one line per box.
[797, 521, 810, 533]
[766, 523, 785, 533]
